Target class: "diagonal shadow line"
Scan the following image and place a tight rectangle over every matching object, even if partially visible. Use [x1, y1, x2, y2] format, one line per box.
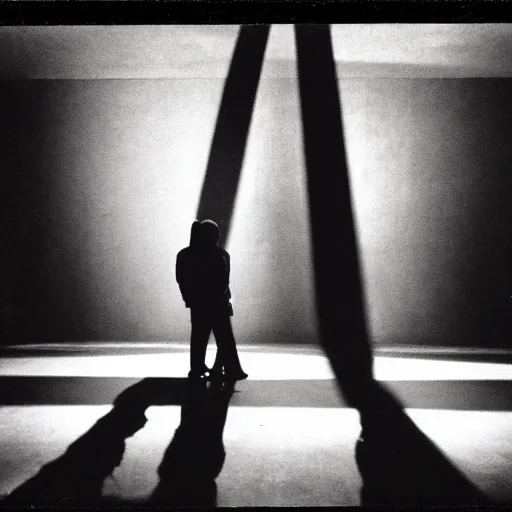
[356, 382, 490, 505]
[196, 24, 270, 248]
[295, 23, 373, 409]
[294, 24, 489, 504]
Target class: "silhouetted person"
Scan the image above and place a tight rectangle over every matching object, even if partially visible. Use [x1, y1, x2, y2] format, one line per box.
[176, 220, 247, 380]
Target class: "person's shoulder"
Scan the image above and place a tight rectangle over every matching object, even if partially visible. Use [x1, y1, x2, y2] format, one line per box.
[177, 247, 191, 258]
[219, 248, 230, 263]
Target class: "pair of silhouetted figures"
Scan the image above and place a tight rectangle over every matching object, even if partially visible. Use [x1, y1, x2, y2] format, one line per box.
[0, 225, 493, 507]
[176, 220, 247, 381]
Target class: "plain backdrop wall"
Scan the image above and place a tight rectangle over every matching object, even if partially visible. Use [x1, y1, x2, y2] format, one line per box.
[1, 75, 510, 347]
[342, 78, 511, 346]
[0, 24, 510, 347]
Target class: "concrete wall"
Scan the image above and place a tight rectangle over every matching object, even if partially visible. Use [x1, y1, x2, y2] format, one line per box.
[0, 76, 510, 346]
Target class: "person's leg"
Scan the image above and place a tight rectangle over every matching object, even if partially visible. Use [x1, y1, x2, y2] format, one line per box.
[212, 314, 247, 379]
[210, 351, 224, 376]
[210, 302, 235, 377]
[210, 334, 224, 375]
[209, 309, 229, 377]
[190, 309, 212, 376]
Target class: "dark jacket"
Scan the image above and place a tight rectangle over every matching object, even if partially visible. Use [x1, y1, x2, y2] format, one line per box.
[176, 245, 233, 314]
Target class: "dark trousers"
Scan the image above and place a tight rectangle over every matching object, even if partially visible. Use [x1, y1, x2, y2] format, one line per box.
[190, 308, 243, 374]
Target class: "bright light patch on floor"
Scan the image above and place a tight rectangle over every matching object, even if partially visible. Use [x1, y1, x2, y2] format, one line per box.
[1, 347, 512, 380]
[374, 356, 512, 381]
[3, 404, 512, 505]
[0, 405, 363, 506]
[405, 409, 512, 501]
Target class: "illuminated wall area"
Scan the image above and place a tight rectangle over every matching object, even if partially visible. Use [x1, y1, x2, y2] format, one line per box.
[0, 26, 510, 347]
[342, 79, 511, 346]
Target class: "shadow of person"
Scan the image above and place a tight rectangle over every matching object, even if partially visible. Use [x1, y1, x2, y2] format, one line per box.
[355, 381, 490, 506]
[1, 377, 190, 506]
[2, 398, 148, 505]
[149, 379, 235, 508]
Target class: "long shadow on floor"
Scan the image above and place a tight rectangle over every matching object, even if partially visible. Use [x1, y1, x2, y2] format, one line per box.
[294, 23, 494, 507]
[150, 379, 235, 507]
[356, 381, 490, 506]
[2, 381, 150, 505]
[2, 377, 234, 507]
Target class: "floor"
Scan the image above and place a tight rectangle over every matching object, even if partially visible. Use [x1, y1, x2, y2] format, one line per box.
[1, 342, 512, 506]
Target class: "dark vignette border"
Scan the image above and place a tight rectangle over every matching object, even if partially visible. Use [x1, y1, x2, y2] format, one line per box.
[1, 1, 512, 26]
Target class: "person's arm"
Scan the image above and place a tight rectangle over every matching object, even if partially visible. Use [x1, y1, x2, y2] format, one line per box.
[224, 251, 231, 282]
[204, 250, 230, 296]
[219, 250, 232, 301]
[176, 251, 191, 306]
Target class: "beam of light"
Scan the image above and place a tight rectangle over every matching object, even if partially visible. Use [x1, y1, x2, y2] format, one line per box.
[2, 349, 512, 380]
[196, 24, 270, 247]
[221, 24, 318, 346]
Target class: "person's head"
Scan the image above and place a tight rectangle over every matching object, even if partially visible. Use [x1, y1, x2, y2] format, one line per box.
[190, 220, 201, 247]
[200, 219, 220, 248]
